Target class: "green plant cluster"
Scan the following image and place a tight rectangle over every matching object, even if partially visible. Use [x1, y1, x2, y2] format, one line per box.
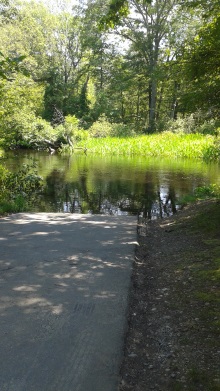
[165, 115, 220, 136]
[2, 106, 220, 163]
[1, 114, 57, 149]
[195, 184, 220, 199]
[203, 136, 220, 161]
[89, 115, 136, 138]
[0, 111, 89, 150]
[75, 116, 220, 161]
[178, 183, 220, 206]
[55, 115, 89, 145]
[0, 160, 43, 215]
[76, 132, 219, 161]
[0, 0, 219, 144]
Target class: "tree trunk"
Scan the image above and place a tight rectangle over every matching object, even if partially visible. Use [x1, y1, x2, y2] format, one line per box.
[156, 85, 164, 120]
[148, 78, 157, 132]
[136, 85, 140, 127]
[170, 81, 179, 120]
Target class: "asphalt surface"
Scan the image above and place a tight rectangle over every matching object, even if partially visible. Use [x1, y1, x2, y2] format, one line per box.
[0, 213, 136, 391]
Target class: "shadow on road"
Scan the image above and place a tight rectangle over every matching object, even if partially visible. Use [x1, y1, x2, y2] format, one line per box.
[0, 213, 136, 391]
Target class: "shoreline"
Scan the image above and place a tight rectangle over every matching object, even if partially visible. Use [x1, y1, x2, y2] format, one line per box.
[119, 200, 220, 391]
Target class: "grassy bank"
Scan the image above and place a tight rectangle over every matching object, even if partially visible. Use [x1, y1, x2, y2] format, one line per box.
[169, 200, 220, 390]
[120, 199, 220, 391]
[75, 132, 220, 161]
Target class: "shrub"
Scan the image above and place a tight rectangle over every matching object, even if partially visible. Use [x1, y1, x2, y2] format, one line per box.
[166, 115, 220, 136]
[195, 184, 220, 199]
[71, 129, 89, 142]
[88, 115, 135, 138]
[0, 161, 43, 214]
[89, 115, 113, 138]
[203, 136, 220, 161]
[0, 164, 9, 184]
[65, 115, 79, 128]
[0, 109, 56, 149]
[111, 123, 136, 137]
[155, 118, 169, 133]
[166, 115, 197, 134]
[55, 115, 89, 145]
[0, 109, 35, 147]
[197, 120, 220, 136]
[3, 163, 42, 195]
[27, 118, 56, 147]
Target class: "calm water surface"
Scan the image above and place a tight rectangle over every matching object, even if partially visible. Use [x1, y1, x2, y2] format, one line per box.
[5, 151, 220, 219]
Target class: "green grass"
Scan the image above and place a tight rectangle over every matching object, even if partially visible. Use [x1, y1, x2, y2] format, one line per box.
[187, 368, 220, 391]
[191, 201, 220, 235]
[179, 185, 220, 207]
[170, 200, 220, 391]
[172, 368, 220, 391]
[75, 132, 219, 161]
[184, 202, 220, 302]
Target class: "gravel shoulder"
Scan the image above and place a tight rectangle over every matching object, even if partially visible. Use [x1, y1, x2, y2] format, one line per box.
[119, 200, 220, 391]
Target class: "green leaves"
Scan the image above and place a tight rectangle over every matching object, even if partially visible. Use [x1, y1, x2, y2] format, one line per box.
[99, 0, 129, 29]
[180, 13, 220, 115]
[99, 0, 151, 29]
[0, 52, 27, 80]
[0, 161, 43, 214]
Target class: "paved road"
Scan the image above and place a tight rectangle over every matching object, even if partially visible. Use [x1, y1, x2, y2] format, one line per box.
[0, 213, 136, 391]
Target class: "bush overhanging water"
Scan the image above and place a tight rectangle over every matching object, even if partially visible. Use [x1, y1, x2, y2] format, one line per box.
[0, 160, 43, 215]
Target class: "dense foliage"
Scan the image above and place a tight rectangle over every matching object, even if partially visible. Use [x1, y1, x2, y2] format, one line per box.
[0, 156, 43, 214]
[0, 0, 219, 154]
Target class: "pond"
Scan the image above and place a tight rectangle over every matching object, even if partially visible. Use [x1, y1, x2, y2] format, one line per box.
[5, 151, 220, 219]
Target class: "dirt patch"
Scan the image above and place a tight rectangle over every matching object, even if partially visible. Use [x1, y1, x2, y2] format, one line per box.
[119, 200, 220, 391]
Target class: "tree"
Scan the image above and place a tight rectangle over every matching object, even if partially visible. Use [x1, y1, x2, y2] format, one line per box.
[113, 0, 183, 131]
[1, 0, 218, 143]
[99, 0, 151, 29]
[0, 0, 17, 22]
[0, 51, 26, 80]
[98, 0, 216, 131]
[68, 0, 126, 124]
[179, 11, 220, 117]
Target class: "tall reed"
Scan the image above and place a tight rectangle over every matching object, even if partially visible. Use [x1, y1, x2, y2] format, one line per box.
[75, 132, 218, 161]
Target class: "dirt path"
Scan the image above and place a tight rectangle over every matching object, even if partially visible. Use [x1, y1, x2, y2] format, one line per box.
[119, 200, 220, 391]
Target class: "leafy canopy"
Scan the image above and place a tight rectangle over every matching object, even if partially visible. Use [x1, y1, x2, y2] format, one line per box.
[99, 0, 151, 29]
[0, 52, 27, 80]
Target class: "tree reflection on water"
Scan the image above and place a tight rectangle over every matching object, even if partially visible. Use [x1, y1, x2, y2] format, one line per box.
[44, 168, 182, 220]
[9, 152, 218, 220]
